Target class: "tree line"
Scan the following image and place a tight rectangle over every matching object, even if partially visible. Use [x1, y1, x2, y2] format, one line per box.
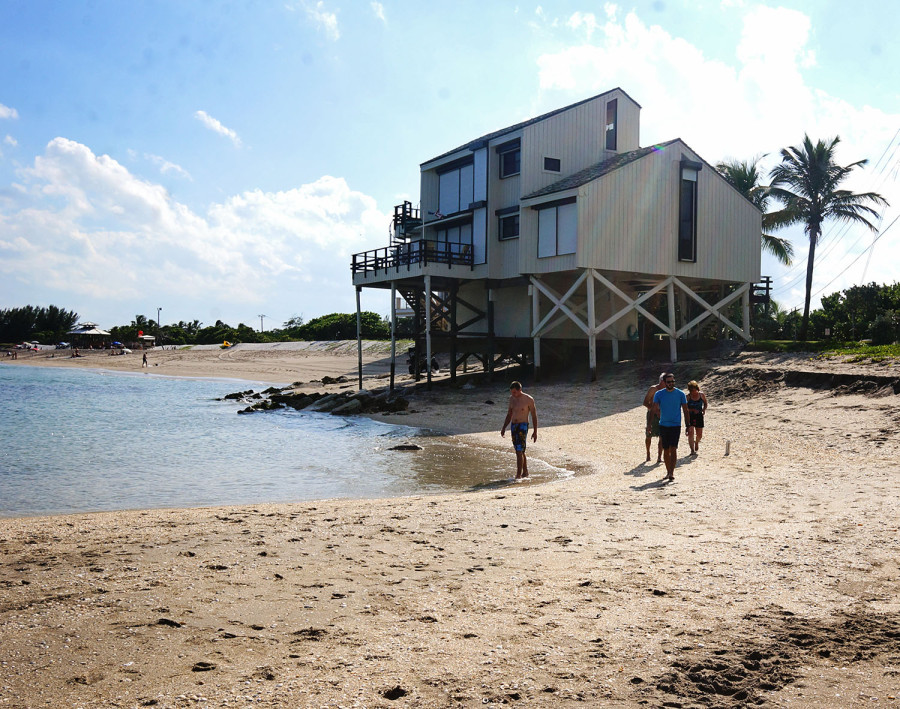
[0, 309, 396, 346]
[106, 312, 394, 346]
[751, 282, 900, 344]
[0, 305, 79, 344]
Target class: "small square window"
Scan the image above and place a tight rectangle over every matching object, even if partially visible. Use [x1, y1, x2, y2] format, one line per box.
[543, 157, 561, 172]
[499, 213, 520, 240]
[500, 149, 520, 178]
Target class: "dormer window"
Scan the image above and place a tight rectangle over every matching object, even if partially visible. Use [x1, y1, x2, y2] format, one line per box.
[496, 139, 521, 178]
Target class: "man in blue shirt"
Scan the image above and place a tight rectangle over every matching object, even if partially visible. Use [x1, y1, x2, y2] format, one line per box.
[652, 372, 690, 482]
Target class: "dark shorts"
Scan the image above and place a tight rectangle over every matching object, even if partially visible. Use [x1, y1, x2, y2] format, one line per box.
[688, 412, 704, 429]
[659, 425, 681, 449]
[510, 422, 528, 453]
[645, 410, 660, 437]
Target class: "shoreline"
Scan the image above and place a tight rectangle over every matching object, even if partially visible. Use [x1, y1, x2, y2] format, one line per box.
[2, 347, 899, 706]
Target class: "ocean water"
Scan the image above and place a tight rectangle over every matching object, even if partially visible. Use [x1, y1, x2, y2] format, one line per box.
[0, 365, 569, 517]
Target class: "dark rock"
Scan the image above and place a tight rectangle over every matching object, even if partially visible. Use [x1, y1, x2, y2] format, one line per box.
[224, 390, 253, 400]
[332, 399, 363, 415]
[389, 444, 423, 451]
[270, 393, 314, 409]
[382, 686, 408, 700]
[310, 393, 346, 412]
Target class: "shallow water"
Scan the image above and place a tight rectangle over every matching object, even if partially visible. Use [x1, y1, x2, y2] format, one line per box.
[0, 365, 571, 517]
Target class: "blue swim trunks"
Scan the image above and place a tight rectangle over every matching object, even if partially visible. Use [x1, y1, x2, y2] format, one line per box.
[510, 422, 529, 452]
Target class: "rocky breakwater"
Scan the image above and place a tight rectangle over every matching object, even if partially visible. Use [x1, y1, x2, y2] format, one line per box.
[224, 376, 410, 417]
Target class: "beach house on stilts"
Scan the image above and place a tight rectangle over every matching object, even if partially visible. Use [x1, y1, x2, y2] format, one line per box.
[351, 88, 767, 388]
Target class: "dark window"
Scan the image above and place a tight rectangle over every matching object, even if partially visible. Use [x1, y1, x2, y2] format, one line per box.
[543, 157, 561, 172]
[500, 148, 520, 178]
[536, 198, 577, 257]
[437, 160, 474, 216]
[678, 160, 701, 262]
[499, 213, 520, 240]
[606, 98, 618, 151]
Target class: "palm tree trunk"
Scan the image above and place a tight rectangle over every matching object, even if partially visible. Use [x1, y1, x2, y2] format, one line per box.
[799, 230, 818, 341]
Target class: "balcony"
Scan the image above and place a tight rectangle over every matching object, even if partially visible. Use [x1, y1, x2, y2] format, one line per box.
[351, 240, 474, 277]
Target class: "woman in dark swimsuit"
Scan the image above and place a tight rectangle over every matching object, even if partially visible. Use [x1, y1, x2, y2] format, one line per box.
[686, 380, 708, 456]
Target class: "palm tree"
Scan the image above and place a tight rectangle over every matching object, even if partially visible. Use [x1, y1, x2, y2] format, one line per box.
[768, 135, 888, 341]
[715, 157, 795, 265]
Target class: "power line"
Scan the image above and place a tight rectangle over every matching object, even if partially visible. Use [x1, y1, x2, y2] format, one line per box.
[807, 214, 900, 300]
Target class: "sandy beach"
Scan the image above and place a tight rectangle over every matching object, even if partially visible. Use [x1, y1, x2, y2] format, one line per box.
[1, 345, 899, 707]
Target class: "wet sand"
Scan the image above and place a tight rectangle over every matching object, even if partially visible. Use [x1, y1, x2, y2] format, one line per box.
[1, 347, 899, 707]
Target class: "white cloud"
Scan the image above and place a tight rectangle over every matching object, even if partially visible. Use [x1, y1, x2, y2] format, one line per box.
[305, 1, 340, 41]
[194, 110, 242, 147]
[0, 138, 390, 323]
[5, 134, 18, 147]
[145, 153, 192, 180]
[371, 2, 386, 24]
[0, 103, 18, 120]
[533, 5, 900, 310]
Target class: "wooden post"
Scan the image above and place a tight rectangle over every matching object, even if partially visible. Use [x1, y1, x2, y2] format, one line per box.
[450, 280, 458, 384]
[487, 285, 496, 379]
[355, 286, 363, 390]
[667, 280, 677, 363]
[531, 280, 541, 381]
[587, 270, 596, 381]
[425, 274, 432, 390]
[742, 286, 751, 341]
[389, 282, 397, 392]
[611, 337, 619, 363]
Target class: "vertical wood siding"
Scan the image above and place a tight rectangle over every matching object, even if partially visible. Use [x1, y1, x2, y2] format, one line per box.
[577, 142, 761, 283]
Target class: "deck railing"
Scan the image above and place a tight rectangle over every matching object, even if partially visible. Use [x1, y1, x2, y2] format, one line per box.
[351, 240, 474, 276]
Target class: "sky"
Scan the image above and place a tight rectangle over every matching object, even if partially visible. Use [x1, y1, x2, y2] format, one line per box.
[1, 0, 899, 332]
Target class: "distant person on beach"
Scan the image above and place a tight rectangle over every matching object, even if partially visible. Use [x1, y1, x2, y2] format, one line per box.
[500, 381, 538, 480]
[652, 372, 689, 482]
[643, 373, 666, 463]
[686, 380, 708, 456]
[142, 353, 148, 367]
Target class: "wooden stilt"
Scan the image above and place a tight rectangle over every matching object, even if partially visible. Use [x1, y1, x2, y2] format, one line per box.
[667, 280, 677, 363]
[389, 282, 397, 392]
[355, 286, 363, 390]
[587, 270, 596, 381]
[425, 274, 432, 390]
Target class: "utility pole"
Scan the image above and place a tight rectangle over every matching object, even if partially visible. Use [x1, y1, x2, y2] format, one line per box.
[157, 307, 162, 344]
[258, 314, 266, 333]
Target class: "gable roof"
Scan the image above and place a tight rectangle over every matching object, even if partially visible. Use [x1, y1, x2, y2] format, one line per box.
[521, 140, 679, 200]
[422, 87, 641, 167]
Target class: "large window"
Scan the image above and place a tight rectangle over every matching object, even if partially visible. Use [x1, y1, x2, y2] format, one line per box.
[497, 138, 521, 179]
[434, 222, 473, 259]
[678, 159, 701, 262]
[537, 198, 577, 258]
[438, 160, 474, 216]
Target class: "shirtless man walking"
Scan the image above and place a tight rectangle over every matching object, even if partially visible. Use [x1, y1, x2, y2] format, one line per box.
[500, 381, 538, 479]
